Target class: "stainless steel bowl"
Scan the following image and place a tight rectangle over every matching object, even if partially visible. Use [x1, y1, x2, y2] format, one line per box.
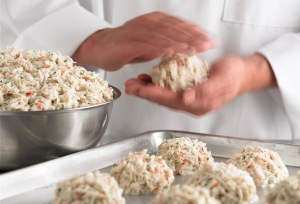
[0, 86, 121, 170]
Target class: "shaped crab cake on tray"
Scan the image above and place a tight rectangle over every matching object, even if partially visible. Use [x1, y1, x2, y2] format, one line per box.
[156, 137, 214, 175]
[149, 184, 220, 204]
[266, 171, 300, 204]
[54, 171, 125, 204]
[187, 162, 258, 204]
[110, 149, 174, 195]
[226, 146, 289, 187]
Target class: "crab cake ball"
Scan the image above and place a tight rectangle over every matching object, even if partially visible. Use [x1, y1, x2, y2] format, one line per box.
[156, 137, 214, 175]
[226, 146, 289, 187]
[54, 171, 125, 204]
[150, 53, 210, 91]
[187, 162, 258, 204]
[149, 184, 220, 204]
[110, 149, 174, 195]
[266, 171, 300, 204]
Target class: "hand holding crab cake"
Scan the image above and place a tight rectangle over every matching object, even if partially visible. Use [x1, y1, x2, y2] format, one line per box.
[125, 54, 256, 117]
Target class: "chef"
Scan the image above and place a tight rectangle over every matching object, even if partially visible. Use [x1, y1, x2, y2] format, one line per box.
[2, 0, 300, 141]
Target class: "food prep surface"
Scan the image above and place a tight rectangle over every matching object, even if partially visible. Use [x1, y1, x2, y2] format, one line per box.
[1, 130, 299, 204]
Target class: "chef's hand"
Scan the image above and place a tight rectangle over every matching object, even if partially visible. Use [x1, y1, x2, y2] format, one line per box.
[72, 11, 214, 71]
[125, 54, 277, 116]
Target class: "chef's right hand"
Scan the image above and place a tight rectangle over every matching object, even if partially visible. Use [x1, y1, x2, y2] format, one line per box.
[72, 11, 215, 71]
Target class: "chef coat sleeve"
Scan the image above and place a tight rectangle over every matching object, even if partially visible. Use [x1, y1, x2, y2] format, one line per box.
[257, 33, 300, 140]
[9, 0, 110, 55]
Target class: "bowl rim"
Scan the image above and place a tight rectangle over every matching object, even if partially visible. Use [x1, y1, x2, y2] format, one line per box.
[0, 85, 121, 115]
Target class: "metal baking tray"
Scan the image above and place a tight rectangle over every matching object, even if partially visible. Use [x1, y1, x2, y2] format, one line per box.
[1, 130, 300, 204]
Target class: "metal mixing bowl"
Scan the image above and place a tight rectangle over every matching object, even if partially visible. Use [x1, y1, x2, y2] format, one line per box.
[0, 86, 121, 171]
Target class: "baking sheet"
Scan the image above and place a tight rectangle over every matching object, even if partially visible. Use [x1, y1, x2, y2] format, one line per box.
[1, 130, 300, 203]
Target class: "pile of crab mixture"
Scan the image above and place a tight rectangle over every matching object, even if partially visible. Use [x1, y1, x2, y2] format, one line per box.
[0, 47, 113, 111]
[150, 53, 210, 91]
[156, 137, 214, 175]
[54, 171, 125, 204]
[226, 146, 289, 187]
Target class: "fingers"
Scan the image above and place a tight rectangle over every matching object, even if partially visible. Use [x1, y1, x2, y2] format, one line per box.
[125, 79, 143, 95]
[157, 13, 200, 39]
[128, 30, 188, 62]
[157, 13, 215, 51]
[138, 84, 180, 102]
[137, 74, 152, 82]
[125, 54, 246, 119]
[75, 11, 217, 71]
[128, 11, 215, 62]
[136, 85, 212, 115]
[140, 30, 189, 51]
[132, 42, 187, 62]
[193, 40, 215, 52]
[125, 75, 185, 106]
[124, 73, 211, 115]
[125, 74, 153, 95]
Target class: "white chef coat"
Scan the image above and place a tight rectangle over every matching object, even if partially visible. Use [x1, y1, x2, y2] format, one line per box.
[1, 0, 300, 141]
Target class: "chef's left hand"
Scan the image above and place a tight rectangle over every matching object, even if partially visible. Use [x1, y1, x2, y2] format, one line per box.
[125, 54, 277, 116]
